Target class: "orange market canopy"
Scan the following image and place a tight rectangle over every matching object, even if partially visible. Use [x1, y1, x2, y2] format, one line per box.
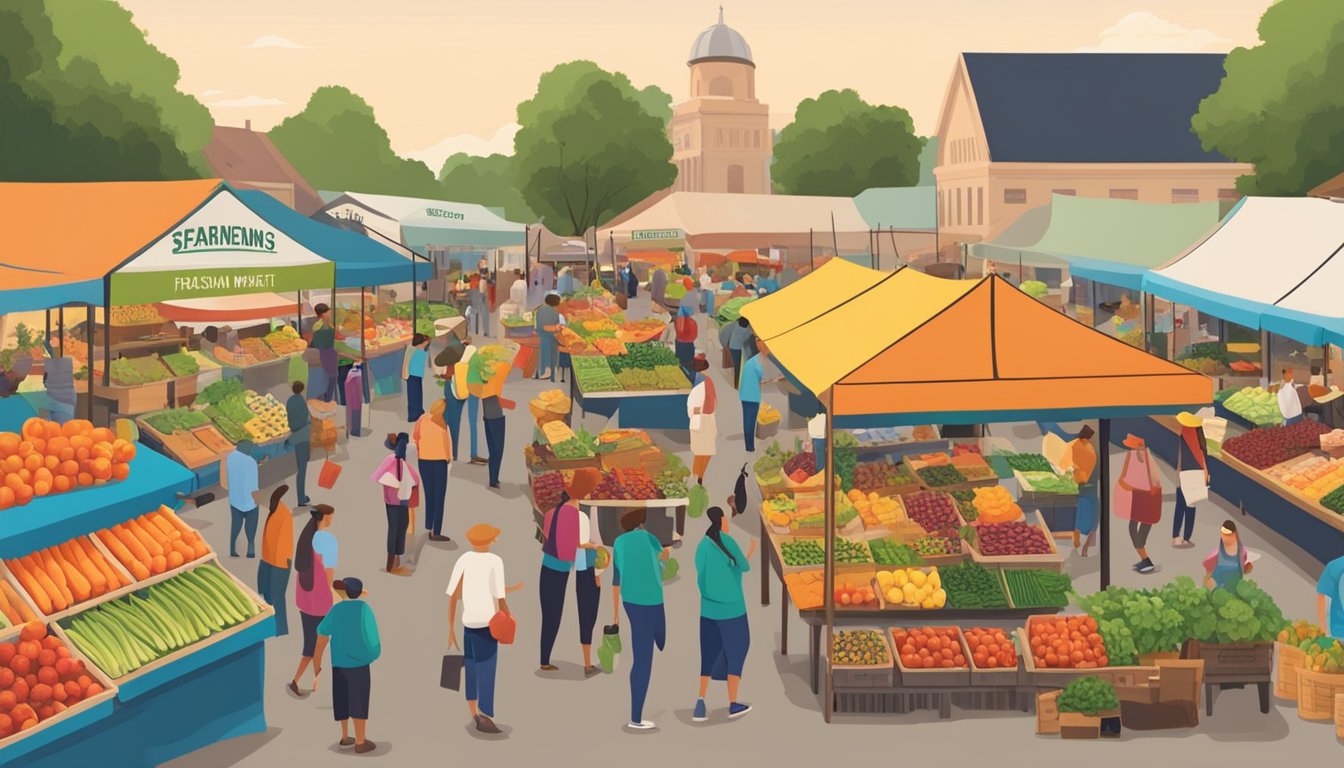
[743, 267, 1212, 426]
[626, 250, 682, 267]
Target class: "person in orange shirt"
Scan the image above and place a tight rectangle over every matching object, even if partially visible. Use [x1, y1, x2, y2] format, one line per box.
[1059, 425, 1099, 557]
[257, 484, 295, 636]
[413, 399, 454, 542]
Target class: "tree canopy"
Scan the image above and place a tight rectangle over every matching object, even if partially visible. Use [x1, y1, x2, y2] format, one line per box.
[1, 0, 201, 181]
[514, 61, 675, 236]
[269, 86, 443, 199]
[772, 89, 923, 196]
[438, 153, 535, 222]
[1192, 0, 1344, 195]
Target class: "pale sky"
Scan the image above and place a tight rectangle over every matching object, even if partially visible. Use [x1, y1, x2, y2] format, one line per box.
[118, 0, 1274, 168]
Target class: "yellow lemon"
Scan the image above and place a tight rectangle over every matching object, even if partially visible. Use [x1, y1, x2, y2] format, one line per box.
[909, 570, 928, 589]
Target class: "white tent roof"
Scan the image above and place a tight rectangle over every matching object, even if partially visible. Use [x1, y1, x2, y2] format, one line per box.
[1142, 196, 1344, 345]
[600, 192, 871, 244]
[325, 192, 524, 233]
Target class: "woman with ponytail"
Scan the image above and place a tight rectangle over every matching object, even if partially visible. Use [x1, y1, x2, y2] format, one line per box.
[538, 468, 602, 675]
[291, 503, 337, 698]
[257, 484, 294, 637]
[692, 502, 757, 722]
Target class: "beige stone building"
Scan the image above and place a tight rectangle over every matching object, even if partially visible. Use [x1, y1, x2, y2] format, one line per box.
[934, 53, 1253, 243]
[668, 9, 771, 194]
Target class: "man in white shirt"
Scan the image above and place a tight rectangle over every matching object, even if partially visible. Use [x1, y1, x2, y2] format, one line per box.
[447, 523, 522, 734]
[1278, 368, 1305, 425]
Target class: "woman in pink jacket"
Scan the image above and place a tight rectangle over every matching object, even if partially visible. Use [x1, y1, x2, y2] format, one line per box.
[538, 468, 603, 675]
[371, 432, 420, 576]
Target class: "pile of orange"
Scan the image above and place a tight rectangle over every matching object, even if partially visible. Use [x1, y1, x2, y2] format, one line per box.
[0, 419, 135, 510]
[965, 627, 1019, 669]
[892, 626, 968, 670]
[1028, 615, 1109, 669]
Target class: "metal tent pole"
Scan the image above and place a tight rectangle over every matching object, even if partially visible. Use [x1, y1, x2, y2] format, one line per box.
[809, 229, 815, 271]
[58, 307, 64, 357]
[102, 276, 112, 389]
[1099, 418, 1112, 590]
[823, 396, 835, 722]
[85, 305, 95, 423]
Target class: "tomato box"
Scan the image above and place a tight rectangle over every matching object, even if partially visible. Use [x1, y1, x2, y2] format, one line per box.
[890, 627, 971, 687]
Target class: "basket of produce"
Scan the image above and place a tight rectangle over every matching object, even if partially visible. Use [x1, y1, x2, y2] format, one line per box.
[1020, 614, 1112, 686]
[834, 571, 880, 610]
[571, 355, 622, 393]
[848, 490, 906, 533]
[530, 471, 566, 512]
[1275, 620, 1324, 701]
[755, 403, 781, 439]
[1002, 569, 1073, 609]
[910, 533, 967, 567]
[891, 626, 970, 686]
[139, 407, 212, 438]
[774, 536, 871, 573]
[853, 460, 919, 497]
[0, 419, 136, 511]
[763, 495, 797, 536]
[110, 303, 165, 326]
[1221, 420, 1330, 470]
[788, 494, 862, 538]
[529, 390, 572, 425]
[969, 511, 1064, 571]
[1221, 386, 1285, 427]
[93, 507, 213, 582]
[873, 567, 945, 610]
[940, 561, 1009, 610]
[964, 627, 1023, 686]
[867, 540, 925, 568]
[1294, 640, 1344, 721]
[109, 356, 170, 387]
[913, 464, 969, 492]
[3, 536, 135, 619]
[830, 628, 894, 688]
[898, 491, 966, 538]
[0, 620, 118, 754]
[158, 352, 200, 378]
[970, 485, 1023, 524]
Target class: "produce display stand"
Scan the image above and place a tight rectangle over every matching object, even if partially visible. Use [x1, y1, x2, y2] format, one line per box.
[200, 340, 293, 397]
[1180, 639, 1273, 715]
[570, 380, 691, 431]
[134, 415, 233, 472]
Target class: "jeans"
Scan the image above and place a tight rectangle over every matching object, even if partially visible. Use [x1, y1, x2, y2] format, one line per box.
[1074, 483, 1098, 535]
[538, 333, 558, 380]
[464, 626, 498, 717]
[48, 400, 74, 425]
[385, 503, 409, 556]
[484, 417, 505, 485]
[467, 396, 481, 457]
[419, 458, 448, 536]
[675, 340, 695, 376]
[699, 614, 750, 678]
[742, 401, 760, 452]
[293, 440, 310, 503]
[406, 375, 423, 422]
[470, 294, 488, 335]
[575, 568, 599, 646]
[444, 384, 465, 461]
[1171, 487, 1196, 541]
[229, 506, 258, 557]
[539, 564, 569, 666]
[813, 437, 826, 473]
[623, 602, 666, 724]
[256, 560, 291, 636]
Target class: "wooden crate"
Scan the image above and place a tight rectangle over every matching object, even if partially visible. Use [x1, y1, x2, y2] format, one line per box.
[1059, 711, 1100, 739]
[969, 629, 1026, 687]
[889, 627, 971, 687]
[1181, 639, 1273, 679]
[1019, 620, 1160, 688]
[969, 510, 1066, 572]
[94, 380, 170, 415]
[830, 627, 895, 688]
[0, 620, 118, 755]
[1297, 668, 1344, 721]
[872, 567, 943, 611]
[1276, 641, 1305, 701]
[1037, 690, 1061, 734]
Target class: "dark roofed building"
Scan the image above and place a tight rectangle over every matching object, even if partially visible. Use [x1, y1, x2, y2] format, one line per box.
[203, 122, 323, 215]
[933, 52, 1253, 244]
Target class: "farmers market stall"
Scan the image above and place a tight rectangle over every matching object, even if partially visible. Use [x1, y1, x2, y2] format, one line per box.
[742, 266, 1212, 721]
[0, 401, 272, 767]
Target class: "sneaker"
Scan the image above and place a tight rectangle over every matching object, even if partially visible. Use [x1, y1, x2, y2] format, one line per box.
[1132, 560, 1145, 571]
[692, 699, 708, 722]
[1175, 539, 1195, 549]
[1171, 537, 1184, 547]
[1137, 559, 1157, 574]
[728, 702, 753, 719]
[626, 720, 657, 731]
[475, 715, 502, 734]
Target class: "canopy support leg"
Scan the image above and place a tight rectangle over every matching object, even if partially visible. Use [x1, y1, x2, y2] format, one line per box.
[1099, 417, 1112, 590]
[822, 400, 834, 723]
[85, 305, 95, 423]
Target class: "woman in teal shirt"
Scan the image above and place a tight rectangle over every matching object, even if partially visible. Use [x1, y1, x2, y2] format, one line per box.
[1318, 554, 1344, 638]
[692, 504, 757, 722]
[611, 508, 669, 730]
[402, 333, 430, 422]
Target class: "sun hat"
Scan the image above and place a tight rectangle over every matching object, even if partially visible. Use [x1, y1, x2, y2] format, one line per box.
[434, 317, 465, 337]
[1175, 411, 1203, 428]
[1122, 434, 1145, 449]
[466, 523, 501, 546]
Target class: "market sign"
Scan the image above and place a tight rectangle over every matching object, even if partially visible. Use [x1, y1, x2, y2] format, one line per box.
[630, 229, 684, 242]
[112, 189, 334, 303]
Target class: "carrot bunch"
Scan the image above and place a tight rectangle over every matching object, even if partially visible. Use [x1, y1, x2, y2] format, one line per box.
[95, 506, 209, 582]
[5, 538, 128, 616]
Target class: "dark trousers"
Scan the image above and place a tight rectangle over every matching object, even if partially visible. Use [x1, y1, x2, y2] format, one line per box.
[407, 375, 424, 422]
[675, 340, 695, 376]
[813, 437, 826, 473]
[337, 363, 352, 406]
[742, 401, 761, 452]
[1171, 487, 1196, 541]
[256, 560, 290, 636]
[464, 626, 498, 717]
[623, 602, 666, 724]
[444, 384, 464, 461]
[484, 416, 505, 485]
[575, 568, 599, 646]
[419, 458, 448, 536]
[230, 506, 258, 557]
[385, 503, 409, 556]
[332, 664, 371, 721]
[319, 349, 339, 402]
[293, 440, 310, 503]
[730, 349, 743, 389]
[539, 565, 568, 666]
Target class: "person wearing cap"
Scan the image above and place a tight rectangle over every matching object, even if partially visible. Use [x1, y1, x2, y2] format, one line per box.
[534, 293, 562, 382]
[1059, 425, 1099, 557]
[1117, 434, 1162, 574]
[448, 523, 523, 734]
[314, 577, 380, 754]
[1172, 412, 1209, 549]
[538, 468, 602, 675]
[1203, 521, 1253, 590]
[611, 508, 671, 731]
[687, 356, 718, 485]
[224, 439, 262, 559]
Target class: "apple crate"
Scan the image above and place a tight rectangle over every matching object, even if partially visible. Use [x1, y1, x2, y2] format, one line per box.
[889, 626, 971, 687]
[830, 627, 895, 688]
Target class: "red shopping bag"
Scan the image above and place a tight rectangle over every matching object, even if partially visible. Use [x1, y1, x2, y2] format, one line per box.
[489, 611, 517, 644]
[318, 458, 342, 489]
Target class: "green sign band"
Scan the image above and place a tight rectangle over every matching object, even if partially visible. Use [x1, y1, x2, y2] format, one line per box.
[111, 263, 334, 304]
[631, 229, 683, 241]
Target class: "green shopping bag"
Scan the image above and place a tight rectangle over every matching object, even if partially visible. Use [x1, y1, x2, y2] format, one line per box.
[688, 484, 709, 518]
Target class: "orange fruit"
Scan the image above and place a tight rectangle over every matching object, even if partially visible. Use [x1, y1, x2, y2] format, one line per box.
[76, 473, 92, 487]
[16, 442, 34, 459]
[17, 469, 30, 484]
[22, 455, 41, 473]
[33, 468, 51, 486]
[57, 448, 73, 462]
[28, 438, 44, 456]
[3, 474, 20, 491]
[110, 463, 129, 481]
[32, 481, 49, 497]
[3, 456, 20, 473]
[91, 445, 112, 462]
[21, 420, 44, 440]
[51, 476, 70, 494]
[74, 447, 89, 462]
[14, 485, 32, 504]
[0, 435, 18, 458]
[42, 455, 58, 472]
[45, 436, 68, 454]
[0, 487, 13, 509]
[89, 428, 113, 445]
[58, 461, 77, 477]
[91, 458, 111, 481]
[42, 422, 59, 440]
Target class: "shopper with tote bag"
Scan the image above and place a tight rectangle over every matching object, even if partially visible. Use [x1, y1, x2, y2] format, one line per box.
[1172, 412, 1210, 549]
[1115, 434, 1162, 575]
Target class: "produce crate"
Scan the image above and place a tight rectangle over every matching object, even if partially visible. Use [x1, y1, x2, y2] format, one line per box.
[830, 627, 895, 688]
[0, 621, 118, 760]
[914, 541, 970, 568]
[1275, 641, 1305, 701]
[1019, 618, 1159, 688]
[969, 631, 1027, 687]
[871, 568, 943, 611]
[1, 535, 138, 622]
[1059, 712, 1101, 739]
[889, 627, 971, 687]
[968, 510, 1066, 572]
[92, 380, 170, 415]
[1181, 639, 1273, 680]
[1037, 690, 1061, 734]
[771, 534, 872, 574]
[755, 475, 790, 499]
[1297, 668, 1344, 721]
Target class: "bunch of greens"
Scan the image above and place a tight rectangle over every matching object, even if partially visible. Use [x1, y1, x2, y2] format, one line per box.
[1096, 617, 1138, 666]
[199, 378, 245, 405]
[1205, 580, 1286, 644]
[1076, 585, 1186, 655]
[834, 431, 859, 491]
[753, 445, 785, 484]
[1057, 676, 1119, 716]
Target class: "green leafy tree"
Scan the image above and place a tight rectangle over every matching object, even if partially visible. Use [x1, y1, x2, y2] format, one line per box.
[1192, 0, 1344, 195]
[438, 153, 534, 221]
[270, 86, 443, 198]
[773, 89, 923, 196]
[514, 61, 675, 236]
[42, 0, 213, 172]
[1, 0, 199, 181]
[917, 137, 939, 186]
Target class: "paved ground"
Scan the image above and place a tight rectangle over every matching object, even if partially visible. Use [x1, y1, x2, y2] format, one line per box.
[165, 296, 1342, 766]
